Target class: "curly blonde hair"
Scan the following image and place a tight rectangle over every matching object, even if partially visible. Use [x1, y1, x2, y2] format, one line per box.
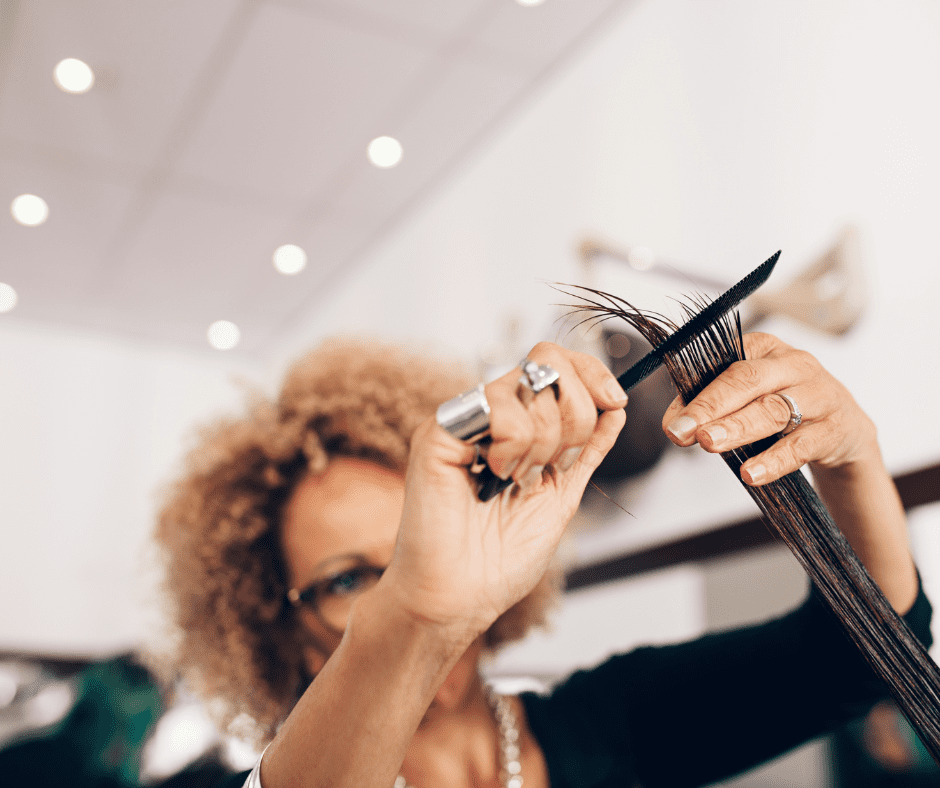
[155, 338, 560, 741]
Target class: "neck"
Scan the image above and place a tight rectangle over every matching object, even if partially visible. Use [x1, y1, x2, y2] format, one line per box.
[404, 678, 508, 788]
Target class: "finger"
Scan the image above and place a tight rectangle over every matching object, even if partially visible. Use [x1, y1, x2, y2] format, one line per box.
[663, 394, 684, 425]
[521, 343, 608, 472]
[421, 416, 477, 469]
[565, 408, 627, 492]
[739, 423, 830, 486]
[696, 392, 796, 453]
[663, 354, 809, 446]
[512, 386, 563, 488]
[565, 349, 629, 411]
[484, 373, 535, 479]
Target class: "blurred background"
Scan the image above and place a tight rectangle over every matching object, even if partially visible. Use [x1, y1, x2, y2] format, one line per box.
[1, 0, 939, 785]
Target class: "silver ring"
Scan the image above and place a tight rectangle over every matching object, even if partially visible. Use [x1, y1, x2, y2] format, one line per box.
[436, 383, 491, 443]
[517, 359, 560, 403]
[779, 393, 803, 436]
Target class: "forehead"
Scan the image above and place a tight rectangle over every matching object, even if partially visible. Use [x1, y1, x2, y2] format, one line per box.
[279, 457, 405, 586]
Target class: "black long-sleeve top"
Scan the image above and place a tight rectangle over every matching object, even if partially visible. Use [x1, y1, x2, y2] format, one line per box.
[521, 583, 933, 787]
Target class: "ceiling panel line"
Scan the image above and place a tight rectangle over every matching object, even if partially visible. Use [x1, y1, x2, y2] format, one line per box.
[86, 0, 261, 290]
[259, 0, 641, 355]
[283, 0, 505, 234]
[265, 0, 446, 51]
[222, 0, 508, 327]
[0, 133, 142, 188]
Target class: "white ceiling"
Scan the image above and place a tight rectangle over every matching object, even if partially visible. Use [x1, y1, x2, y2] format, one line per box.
[0, 0, 631, 356]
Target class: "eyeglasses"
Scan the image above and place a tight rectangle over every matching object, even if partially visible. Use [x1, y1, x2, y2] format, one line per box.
[287, 557, 385, 634]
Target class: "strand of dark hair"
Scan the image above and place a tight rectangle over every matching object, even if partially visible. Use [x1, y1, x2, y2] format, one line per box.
[561, 284, 940, 764]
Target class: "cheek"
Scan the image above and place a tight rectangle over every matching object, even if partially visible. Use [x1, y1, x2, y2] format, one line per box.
[303, 646, 327, 676]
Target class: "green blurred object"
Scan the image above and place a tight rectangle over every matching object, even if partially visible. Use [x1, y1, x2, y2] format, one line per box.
[0, 654, 162, 787]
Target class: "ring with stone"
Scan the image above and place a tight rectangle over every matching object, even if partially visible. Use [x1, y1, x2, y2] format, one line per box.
[517, 359, 560, 404]
[779, 393, 803, 436]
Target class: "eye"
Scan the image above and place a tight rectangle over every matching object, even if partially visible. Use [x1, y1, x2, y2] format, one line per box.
[324, 567, 374, 598]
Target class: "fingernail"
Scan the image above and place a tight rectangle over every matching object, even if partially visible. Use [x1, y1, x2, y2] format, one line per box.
[558, 446, 583, 471]
[604, 379, 628, 404]
[519, 465, 544, 490]
[499, 458, 520, 481]
[700, 424, 727, 447]
[667, 414, 697, 440]
[743, 463, 765, 484]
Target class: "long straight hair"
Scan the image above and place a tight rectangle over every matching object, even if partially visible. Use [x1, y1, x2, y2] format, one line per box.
[565, 287, 940, 763]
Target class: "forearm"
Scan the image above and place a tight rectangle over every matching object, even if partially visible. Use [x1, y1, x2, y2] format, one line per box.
[811, 439, 918, 615]
[259, 581, 476, 788]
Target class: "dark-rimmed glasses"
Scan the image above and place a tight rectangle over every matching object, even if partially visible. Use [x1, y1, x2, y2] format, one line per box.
[287, 557, 385, 634]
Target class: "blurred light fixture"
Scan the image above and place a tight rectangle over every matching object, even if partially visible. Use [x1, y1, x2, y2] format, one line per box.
[516, 0, 546, 6]
[605, 333, 632, 359]
[10, 194, 49, 226]
[0, 283, 16, 313]
[273, 244, 307, 275]
[53, 58, 95, 94]
[367, 136, 403, 168]
[627, 245, 655, 270]
[207, 320, 240, 350]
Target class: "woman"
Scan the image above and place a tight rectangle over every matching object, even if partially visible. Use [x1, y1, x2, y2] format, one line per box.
[156, 334, 931, 788]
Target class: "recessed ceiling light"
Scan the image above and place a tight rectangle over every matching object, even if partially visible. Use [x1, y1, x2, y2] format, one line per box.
[516, 0, 546, 6]
[367, 136, 403, 168]
[53, 58, 95, 94]
[273, 244, 307, 275]
[10, 194, 49, 227]
[0, 283, 17, 313]
[207, 320, 240, 350]
[627, 245, 655, 271]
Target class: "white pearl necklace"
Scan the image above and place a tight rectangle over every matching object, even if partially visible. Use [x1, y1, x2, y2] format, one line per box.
[394, 687, 523, 788]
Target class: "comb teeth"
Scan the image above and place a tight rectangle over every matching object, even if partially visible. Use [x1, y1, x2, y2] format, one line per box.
[616, 251, 781, 392]
[616, 353, 662, 392]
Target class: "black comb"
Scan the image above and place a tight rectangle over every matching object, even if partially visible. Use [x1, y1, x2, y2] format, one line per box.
[475, 251, 781, 502]
[615, 250, 780, 391]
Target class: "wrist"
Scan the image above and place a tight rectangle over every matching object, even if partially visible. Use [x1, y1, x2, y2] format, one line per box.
[352, 570, 484, 663]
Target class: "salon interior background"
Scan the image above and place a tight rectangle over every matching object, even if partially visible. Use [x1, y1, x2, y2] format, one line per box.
[2, 1, 940, 784]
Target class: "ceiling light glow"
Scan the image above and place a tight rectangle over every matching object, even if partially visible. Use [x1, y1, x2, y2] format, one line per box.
[516, 0, 546, 6]
[53, 58, 95, 94]
[0, 283, 17, 313]
[207, 320, 240, 350]
[273, 244, 307, 275]
[10, 194, 49, 226]
[367, 136, 403, 168]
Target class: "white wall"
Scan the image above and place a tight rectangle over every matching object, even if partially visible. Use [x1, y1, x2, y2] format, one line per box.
[0, 321, 267, 654]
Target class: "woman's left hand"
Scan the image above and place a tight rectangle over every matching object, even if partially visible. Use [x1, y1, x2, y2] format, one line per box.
[660, 332, 878, 485]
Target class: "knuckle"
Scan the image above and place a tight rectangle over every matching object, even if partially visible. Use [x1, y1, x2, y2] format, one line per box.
[721, 413, 747, 439]
[529, 341, 562, 363]
[569, 409, 596, 445]
[791, 348, 820, 374]
[786, 429, 815, 464]
[743, 331, 786, 358]
[726, 359, 763, 391]
[494, 414, 534, 450]
[763, 394, 792, 426]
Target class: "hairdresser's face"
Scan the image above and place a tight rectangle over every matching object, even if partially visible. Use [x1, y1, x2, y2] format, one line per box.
[279, 457, 483, 707]
[281, 457, 404, 667]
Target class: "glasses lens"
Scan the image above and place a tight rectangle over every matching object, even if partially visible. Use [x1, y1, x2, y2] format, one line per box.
[314, 565, 383, 631]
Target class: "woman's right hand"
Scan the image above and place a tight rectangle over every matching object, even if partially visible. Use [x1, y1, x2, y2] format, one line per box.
[381, 342, 627, 642]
